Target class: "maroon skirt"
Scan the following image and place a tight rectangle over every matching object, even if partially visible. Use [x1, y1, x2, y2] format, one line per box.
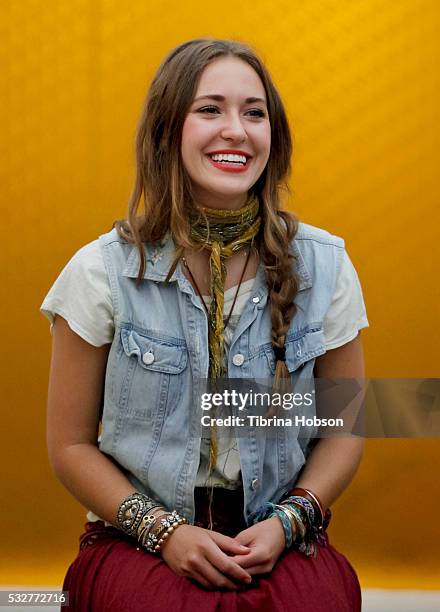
[63, 487, 361, 611]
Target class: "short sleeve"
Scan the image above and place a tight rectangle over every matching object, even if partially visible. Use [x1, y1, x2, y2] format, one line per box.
[40, 240, 114, 347]
[322, 250, 369, 350]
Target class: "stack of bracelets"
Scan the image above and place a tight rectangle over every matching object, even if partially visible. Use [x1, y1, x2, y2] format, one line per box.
[116, 492, 188, 555]
[248, 487, 332, 558]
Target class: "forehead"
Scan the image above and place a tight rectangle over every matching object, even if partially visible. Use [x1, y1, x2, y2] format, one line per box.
[194, 57, 266, 100]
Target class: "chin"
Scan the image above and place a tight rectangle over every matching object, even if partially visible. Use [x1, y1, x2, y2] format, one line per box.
[207, 182, 253, 197]
[210, 191, 251, 203]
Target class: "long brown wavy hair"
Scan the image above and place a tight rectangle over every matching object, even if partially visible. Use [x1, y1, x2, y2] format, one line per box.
[115, 38, 299, 385]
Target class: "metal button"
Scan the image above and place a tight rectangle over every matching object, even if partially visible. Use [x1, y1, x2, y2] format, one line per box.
[232, 353, 244, 366]
[142, 351, 155, 365]
[251, 478, 259, 490]
[252, 296, 260, 304]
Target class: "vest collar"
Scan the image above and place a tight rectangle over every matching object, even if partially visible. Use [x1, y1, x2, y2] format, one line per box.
[121, 232, 312, 291]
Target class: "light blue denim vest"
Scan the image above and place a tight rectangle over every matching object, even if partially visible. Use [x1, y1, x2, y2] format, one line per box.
[98, 223, 344, 525]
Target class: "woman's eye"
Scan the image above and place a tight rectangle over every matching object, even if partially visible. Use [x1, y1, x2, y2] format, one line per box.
[246, 109, 266, 118]
[196, 106, 266, 117]
[198, 106, 220, 114]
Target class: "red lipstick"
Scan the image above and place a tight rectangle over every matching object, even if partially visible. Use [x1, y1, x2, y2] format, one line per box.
[206, 150, 252, 173]
[206, 149, 252, 158]
[207, 158, 250, 173]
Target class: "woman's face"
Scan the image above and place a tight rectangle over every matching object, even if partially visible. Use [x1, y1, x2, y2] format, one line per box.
[181, 57, 271, 210]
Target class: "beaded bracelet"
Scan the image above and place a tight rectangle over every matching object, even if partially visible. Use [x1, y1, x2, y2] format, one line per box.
[143, 510, 188, 554]
[116, 492, 187, 555]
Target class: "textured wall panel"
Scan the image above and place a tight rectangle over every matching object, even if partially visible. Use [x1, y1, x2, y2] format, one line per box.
[1, 0, 439, 588]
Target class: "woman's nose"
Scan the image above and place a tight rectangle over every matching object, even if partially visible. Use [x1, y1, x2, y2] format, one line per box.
[221, 112, 247, 142]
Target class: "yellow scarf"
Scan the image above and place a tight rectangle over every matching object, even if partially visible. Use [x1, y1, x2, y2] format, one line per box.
[189, 195, 261, 379]
[166, 195, 261, 526]
[191, 195, 260, 527]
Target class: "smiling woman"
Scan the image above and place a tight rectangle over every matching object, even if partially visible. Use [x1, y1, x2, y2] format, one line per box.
[181, 58, 271, 209]
[41, 38, 367, 611]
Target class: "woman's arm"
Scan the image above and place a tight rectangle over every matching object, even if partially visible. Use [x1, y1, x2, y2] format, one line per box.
[231, 333, 365, 575]
[293, 332, 365, 510]
[47, 315, 136, 524]
[47, 315, 253, 590]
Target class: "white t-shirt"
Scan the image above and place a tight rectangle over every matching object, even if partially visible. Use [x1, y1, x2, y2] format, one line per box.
[40, 239, 369, 350]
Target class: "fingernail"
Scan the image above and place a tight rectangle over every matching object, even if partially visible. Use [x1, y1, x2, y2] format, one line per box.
[239, 544, 250, 549]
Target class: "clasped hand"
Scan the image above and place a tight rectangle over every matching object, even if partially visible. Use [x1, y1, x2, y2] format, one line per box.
[161, 517, 285, 591]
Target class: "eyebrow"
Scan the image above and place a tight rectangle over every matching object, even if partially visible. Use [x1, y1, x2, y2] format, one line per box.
[193, 94, 267, 104]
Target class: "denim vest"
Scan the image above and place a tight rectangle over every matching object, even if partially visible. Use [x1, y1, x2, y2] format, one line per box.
[98, 223, 344, 525]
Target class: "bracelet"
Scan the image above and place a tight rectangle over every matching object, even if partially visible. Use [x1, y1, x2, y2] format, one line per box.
[248, 501, 277, 524]
[249, 502, 300, 550]
[250, 496, 328, 557]
[136, 511, 160, 543]
[280, 502, 307, 542]
[273, 505, 294, 548]
[287, 487, 324, 527]
[143, 510, 188, 554]
[116, 492, 188, 555]
[117, 492, 165, 537]
[282, 496, 315, 530]
[274, 504, 297, 548]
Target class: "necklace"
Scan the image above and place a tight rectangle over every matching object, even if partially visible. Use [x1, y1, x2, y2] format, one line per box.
[182, 245, 254, 533]
[182, 246, 252, 330]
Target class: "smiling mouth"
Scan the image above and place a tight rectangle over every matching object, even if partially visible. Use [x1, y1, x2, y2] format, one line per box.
[206, 154, 252, 173]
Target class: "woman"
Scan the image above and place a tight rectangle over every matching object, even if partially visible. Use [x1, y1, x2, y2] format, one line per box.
[41, 38, 368, 611]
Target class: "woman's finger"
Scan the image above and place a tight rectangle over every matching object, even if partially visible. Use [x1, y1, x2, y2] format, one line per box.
[208, 530, 251, 556]
[193, 558, 240, 590]
[188, 570, 221, 591]
[228, 547, 267, 568]
[236, 562, 273, 576]
[205, 545, 253, 584]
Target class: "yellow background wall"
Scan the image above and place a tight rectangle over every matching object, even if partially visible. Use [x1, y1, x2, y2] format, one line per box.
[1, 0, 439, 588]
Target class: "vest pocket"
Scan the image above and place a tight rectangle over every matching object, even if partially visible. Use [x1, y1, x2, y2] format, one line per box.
[264, 327, 326, 375]
[116, 325, 188, 420]
[285, 328, 326, 372]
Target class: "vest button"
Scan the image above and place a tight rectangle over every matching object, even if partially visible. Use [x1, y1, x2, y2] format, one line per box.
[252, 296, 260, 304]
[142, 352, 155, 365]
[232, 353, 244, 366]
[251, 478, 259, 490]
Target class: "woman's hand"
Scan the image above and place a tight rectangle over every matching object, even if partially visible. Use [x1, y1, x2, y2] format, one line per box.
[229, 517, 286, 575]
[160, 524, 253, 591]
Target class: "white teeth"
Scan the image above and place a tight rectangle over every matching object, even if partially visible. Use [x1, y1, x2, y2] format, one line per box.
[210, 153, 247, 164]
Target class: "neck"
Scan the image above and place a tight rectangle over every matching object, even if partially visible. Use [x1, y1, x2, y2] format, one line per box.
[193, 192, 249, 211]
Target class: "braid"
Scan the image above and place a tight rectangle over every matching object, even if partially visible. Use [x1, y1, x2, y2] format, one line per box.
[260, 208, 299, 412]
